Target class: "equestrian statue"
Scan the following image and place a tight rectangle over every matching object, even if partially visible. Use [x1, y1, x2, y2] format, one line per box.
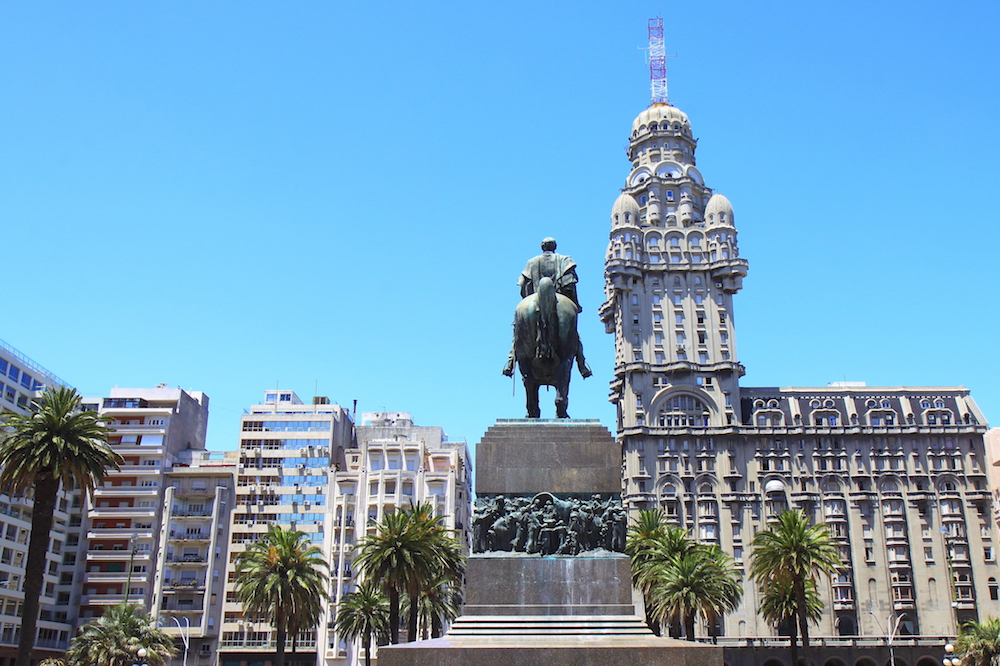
[503, 237, 591, 418]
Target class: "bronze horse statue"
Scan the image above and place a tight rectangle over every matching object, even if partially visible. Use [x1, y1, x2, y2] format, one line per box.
[509, 276, 590, 418]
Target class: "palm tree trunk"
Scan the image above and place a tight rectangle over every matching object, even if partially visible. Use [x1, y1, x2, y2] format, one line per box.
[644, 596, 661, 636]
[788, 614, 799, 666]
[684, 612, 696, 642]
[363, 631, 371, 666]
[795, 581, 810, 648]
[431, 612, 442, 639]
[16, 476, 58, 666]
[388, 587, 400, 644]
[407, 592, 419, 642]
[274, 612, 287, 666]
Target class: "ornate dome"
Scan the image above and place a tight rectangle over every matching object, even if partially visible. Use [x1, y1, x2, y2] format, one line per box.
[631, 103, 691, 135]
[705, 193, 734, 227]
[611, 192, 641, 227]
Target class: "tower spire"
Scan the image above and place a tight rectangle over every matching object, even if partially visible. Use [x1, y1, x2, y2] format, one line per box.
[648, 18, 668, 105]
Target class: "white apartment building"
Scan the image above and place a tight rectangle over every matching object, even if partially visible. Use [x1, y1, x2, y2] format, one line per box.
[0, 339, 79, 663]
[77, 387, 210, 625]
[220, 390, 353, 666]
[152, 450, 236, 666]
[326, 412, 471, 665]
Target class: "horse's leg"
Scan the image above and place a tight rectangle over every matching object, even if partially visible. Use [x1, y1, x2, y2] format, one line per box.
[525, 378, 541, 418]
[555, 359, 573, 418]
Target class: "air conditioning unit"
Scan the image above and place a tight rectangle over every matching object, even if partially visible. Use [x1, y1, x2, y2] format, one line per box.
[304, 501, 311, 509]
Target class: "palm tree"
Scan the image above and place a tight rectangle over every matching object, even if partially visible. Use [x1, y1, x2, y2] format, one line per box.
[956, 617, 1000, 666]
[749, 509, 841, 653]
[643, 546, 742, 640]
[758, 577, 823, 666]
[0, 387, 121, 666]
[627, 511, 700, 636]
[335, 582, 390, 666]
[66, 603, 176, 666]
[627, 512, 742, 640]
[402, 570, 463, 639]
[234, 525, 328, 666]
[354, 503, 466, 643]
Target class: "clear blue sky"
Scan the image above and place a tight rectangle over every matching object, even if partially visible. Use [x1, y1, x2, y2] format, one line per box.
[3, 1, 998, 453]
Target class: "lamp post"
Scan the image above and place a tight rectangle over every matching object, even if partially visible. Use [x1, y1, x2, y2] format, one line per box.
[125, 533, 138, 605]
[869, 612, 906, 666]
[943, 642, 963, 666]
[170, 616, 190, 666]
[132, 646, 148, 666]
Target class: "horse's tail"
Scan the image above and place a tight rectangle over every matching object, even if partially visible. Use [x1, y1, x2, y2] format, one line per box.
[536, 277, 557, 362]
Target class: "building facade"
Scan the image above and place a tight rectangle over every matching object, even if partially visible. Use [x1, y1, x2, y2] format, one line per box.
[326, 411, 471, 664]
[151, 449, 236, 666]
[219, 390, 353, 666]
[0, 339, 80, 662]
[600, 100, 999, 640]
[77, 387, 211, 627]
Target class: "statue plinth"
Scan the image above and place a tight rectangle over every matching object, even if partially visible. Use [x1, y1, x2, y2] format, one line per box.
[378, 420, 723, 666]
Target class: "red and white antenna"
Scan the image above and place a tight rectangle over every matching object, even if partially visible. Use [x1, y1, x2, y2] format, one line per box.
[648, 18, 668, 105]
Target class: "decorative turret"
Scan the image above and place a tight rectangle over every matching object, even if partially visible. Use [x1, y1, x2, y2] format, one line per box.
[600, 97, 749, 434]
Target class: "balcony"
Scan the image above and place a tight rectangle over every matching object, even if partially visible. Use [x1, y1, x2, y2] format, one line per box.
[170, 510, 214, 518]
[86, 550, 152, 562]
[86, 528, 155, 540]
[168, 532, 210, 542]
[82, 572, 147, 583]
[88, 507, 158, 519]
[167, 555, 206, 564]
[165, 579, 205, 590]
[93, 487, 159, 498]
[159, 603, 205, 613]
[80, 593, 130, 606]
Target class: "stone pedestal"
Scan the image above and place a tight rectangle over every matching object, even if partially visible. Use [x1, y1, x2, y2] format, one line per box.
[377, 421, 722, 666]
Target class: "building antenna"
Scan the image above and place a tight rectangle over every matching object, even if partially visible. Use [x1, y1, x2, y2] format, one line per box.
[646, 18, 676, 105]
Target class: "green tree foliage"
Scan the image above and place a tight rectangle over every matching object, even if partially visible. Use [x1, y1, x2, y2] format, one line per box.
[956, 617, 1000, 666]
[66, 603, 176, 666]
[749, 509, 841, 655]
[627, 510, 742, 640]
[758, 577, 823, 666]
[234, 526, 328, 666]
[335, 582, 390, 666]
[0, 387, 121, 666]
[401, 570, 463, 640]
[354, 502, 466, 643]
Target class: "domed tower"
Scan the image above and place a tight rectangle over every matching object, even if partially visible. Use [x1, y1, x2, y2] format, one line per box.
[598, 97, 749, 440]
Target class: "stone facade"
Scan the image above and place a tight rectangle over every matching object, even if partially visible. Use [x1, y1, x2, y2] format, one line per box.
[600, 100, 999, 642]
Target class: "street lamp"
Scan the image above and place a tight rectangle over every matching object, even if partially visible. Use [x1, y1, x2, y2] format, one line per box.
[170, 616, 190, 666]
[869, 612, 906, 666]
[943, 642, 963, 666]
[132, 647, 148, 666]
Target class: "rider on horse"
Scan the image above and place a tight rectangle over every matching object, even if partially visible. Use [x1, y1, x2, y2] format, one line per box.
[503, 237, 592, 379]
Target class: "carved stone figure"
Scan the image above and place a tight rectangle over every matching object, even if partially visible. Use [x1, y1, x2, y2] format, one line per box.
[502, 238, 592, 418]
[472, 493, 625, 556]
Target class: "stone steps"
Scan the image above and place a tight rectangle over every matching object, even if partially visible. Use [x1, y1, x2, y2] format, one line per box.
[447, 614, 653, 636]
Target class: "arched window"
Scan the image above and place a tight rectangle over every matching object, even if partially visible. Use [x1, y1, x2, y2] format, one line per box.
[658, 395, 709, 427]
[990, 577, 999, 601]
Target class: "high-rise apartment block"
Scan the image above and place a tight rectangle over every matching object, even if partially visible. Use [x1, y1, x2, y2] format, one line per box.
[600, 99, 998, 638]
[0, 340, 79, 663]
[152, 449, 236, 666]
[218, 396, 471, 666]
[78, 387, 210, 625]
[327, 411, 471, 661]
[220, 390, 353, 666]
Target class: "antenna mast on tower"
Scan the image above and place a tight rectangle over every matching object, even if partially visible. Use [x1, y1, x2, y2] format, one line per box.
[648, 18, 668, 105]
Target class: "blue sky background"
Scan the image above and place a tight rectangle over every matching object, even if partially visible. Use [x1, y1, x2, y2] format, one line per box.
[2, 1, 998, 455]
